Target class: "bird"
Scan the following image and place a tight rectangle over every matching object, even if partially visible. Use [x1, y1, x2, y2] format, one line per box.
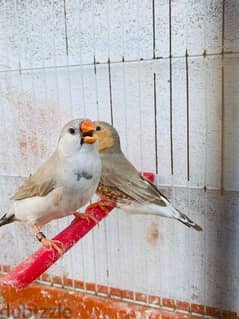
[92, 121, 202, 231]
[0, 119, 102, 253]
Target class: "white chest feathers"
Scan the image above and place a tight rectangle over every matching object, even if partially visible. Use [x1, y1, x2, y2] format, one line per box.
[56, 148, 101, 192]
[13, 145, 102, 226]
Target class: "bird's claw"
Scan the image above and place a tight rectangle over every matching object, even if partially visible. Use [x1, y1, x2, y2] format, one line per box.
[41, 238, 65, 255]
[87, 199, 116, 215]
[72, 212, 99, 225]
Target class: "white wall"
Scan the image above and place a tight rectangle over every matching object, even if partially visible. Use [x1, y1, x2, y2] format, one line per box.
[0, 0, 238, 312]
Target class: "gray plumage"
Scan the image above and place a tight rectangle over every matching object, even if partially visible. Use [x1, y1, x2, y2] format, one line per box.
[95, 121, 202, 231]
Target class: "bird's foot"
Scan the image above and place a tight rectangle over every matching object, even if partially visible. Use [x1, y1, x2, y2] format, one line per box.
[41, 238, 65, 255]
[33, 225, 65, 255]
[87, 199, 116, 215]
[72, 212, 98, 225]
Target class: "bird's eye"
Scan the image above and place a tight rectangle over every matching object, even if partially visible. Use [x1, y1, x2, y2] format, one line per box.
[96, 126, 101, 131]
[69, 128, 75, 134]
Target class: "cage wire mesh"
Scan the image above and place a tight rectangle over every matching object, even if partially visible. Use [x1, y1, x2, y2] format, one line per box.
[0, 0, 238, 314]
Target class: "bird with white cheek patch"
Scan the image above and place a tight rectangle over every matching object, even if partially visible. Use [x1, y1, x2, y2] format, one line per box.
[0, 119, 102, 253]
[93, 121, 202, 231]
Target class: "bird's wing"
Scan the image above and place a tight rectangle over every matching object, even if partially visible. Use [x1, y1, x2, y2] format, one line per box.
[12, 153, 57, 200]
[100, 153, 167, 206]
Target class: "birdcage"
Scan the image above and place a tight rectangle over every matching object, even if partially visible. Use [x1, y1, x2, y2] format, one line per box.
[0, 1, 238, 318]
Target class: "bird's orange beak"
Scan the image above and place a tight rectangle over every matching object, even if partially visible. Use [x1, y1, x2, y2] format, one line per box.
[80, 121, 97, 144]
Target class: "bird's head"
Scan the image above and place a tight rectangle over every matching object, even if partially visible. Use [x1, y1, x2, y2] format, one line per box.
[94, 121, 121, 154]
[58, 119, 98, 156]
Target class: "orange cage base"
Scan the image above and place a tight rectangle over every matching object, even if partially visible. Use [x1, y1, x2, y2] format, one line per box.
[0, 283, 197, 319]
[0, 281, 238, 319]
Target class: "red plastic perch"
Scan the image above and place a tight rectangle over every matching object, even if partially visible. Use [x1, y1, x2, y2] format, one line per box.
[0, 205, 112, 289]
[0, 172, 154, 290]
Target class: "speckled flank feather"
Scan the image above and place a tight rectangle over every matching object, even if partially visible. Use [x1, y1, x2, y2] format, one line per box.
[0, 213, 15, 227]
[97, 183, 131, 202]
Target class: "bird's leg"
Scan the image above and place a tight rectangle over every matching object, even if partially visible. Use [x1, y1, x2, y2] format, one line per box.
[87, 198, 116, 215]
[33, 224, 64, 255]
[71, 212, 99, 225]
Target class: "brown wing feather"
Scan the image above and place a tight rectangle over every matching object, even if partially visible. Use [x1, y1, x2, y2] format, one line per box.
[13, 153, 57, 201]
[99, 153, 166, 206]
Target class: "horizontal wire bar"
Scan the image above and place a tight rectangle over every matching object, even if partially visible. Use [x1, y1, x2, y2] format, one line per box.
[0, 50, 239, 74]
[0, 173, 238, 193]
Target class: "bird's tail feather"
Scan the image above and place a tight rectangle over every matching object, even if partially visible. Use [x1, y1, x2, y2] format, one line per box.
[175, 211, 202, 231]
[0, 213, 15, 227]
[119, 202, 202, 231]
[156, 195, 202, 231]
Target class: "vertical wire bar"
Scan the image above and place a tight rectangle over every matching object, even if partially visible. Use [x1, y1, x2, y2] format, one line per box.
[92, 0, 100, 120]
[80, 235, 87, 292]
[36, 0, 50, 154]
[91, 3, 99, 289]
[169, 3, 176, 296]
[28, 54, 41, 169]
[40, 0, 63, 287]
[11, 1, 22, 73]
[185, 50, 190, 181]
[169, 0, 174, 176]
[12, 0, 31, 175]
[93, 57, 100, 120]
[87, 5, 98, 289]
[77, 2, 87, 118]
[76, 4, 87, 291]
[136, 3, 148, 291]
[31, 0, 49, 167]
[153, 73, 159, 174]
[107, 59, 114, 125]
[106, 0, 111, 60]
[220, 0, 225, 195]
[64, 0, 73, 117]
[121, 1, 134, 300]
[63, 0, 69, 56]
[66, 64, 73, 118]
[103, 3, 113, 294]
[106, 0, 113, 123]
[203, 52, 208, 313]
[102, 215, 110, 295]
[62, 0, 75, 289]
[27, 0, 49, 279]
[125, 77, 135, 300]
[152, 0, 156, 59]
[136, 0, 141, 60]
[80, 67, 87, 118]
[91, 226, 97, 294]
[3, 1, 23, 269]
[106, 19, 113, 293]
[50, 0, 62, 287]
[186, 53, 192, 307]
[136, 0, 143, 171]
[137, 63, 143, 171]
[201, 2, 207, 308]
[122, 62, 128, 154]
[118, 1, 134, 300]
[3, 0, 14, 176]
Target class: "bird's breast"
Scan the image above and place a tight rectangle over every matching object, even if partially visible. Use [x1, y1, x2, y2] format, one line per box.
[57, 151, 101, 193]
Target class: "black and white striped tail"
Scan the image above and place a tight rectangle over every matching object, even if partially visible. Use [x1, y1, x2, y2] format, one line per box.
[176, 211, 202, 231]
[0, 213, 15, 227]
[157, 196, 202, 231]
